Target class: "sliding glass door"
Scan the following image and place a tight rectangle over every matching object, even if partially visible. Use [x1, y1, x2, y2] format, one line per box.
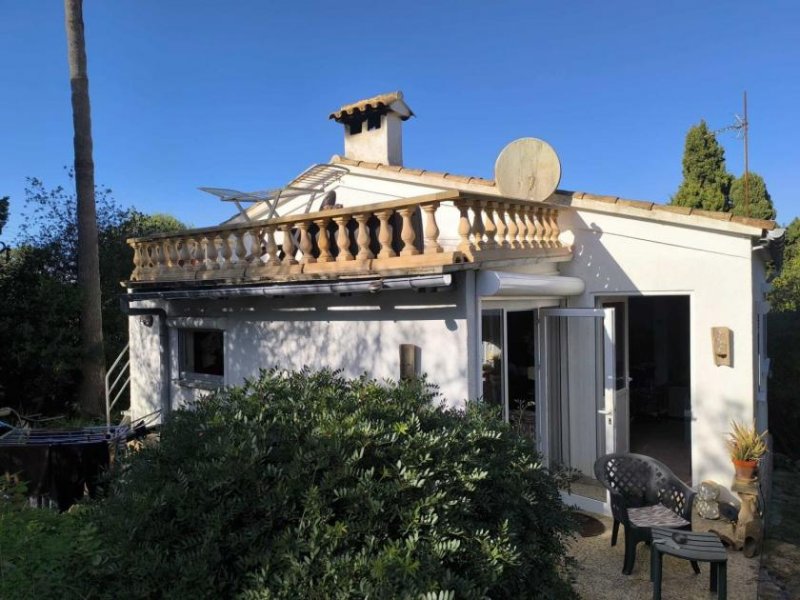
[480, 308, 537, 438]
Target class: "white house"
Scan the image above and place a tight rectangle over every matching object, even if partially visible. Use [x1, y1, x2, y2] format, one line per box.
[123, 92, 781, 513]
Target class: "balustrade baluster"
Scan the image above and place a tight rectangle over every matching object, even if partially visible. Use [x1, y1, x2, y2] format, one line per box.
[314, 217, 333, 262]
[525, 206, 542, 248]
[218, 234, 233, 268]
[354, 213, 374, 260]
[297, 221, 315, 264]
[375, 209, 396, 259]
[422, 202, 443, 254]
[249, 227, 264, 265]
[186, 237, 200, 269]
[333, 216, 353, 262]
[146, 243, 156, 272]
[195, 236, 209, 271]
[471, 201, 485, 250]
[536, 208, 548, 246]
[232, 232, 247, 264]
[397, 207, 419, 256]
[160, 240, 172, 270]
[206, 235, 219, 270]
[549, 209, 561, 246]
[140, 243, 151, 270]
[515, 205, 529, 247]
[130, 243, 141, 278]
[281, 224, 298, 264]
[483, 201, 497, 249]
[264, 226, 280, 265]
[506, 204, 519, 248]
[494, 203, 508, 248]
[457, 202, 473, 253]
[175, 238, 188, 268]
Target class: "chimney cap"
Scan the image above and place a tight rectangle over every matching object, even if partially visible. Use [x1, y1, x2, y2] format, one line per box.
[329, 91, 414, 123]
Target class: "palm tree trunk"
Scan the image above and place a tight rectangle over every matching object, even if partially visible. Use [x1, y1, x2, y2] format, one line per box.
[65, 0, 105, 418]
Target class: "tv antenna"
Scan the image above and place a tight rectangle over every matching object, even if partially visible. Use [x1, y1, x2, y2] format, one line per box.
[715, 91, 750, 217]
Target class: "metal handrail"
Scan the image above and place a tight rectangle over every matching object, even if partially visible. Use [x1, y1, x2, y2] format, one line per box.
[105, 343, 130, 429]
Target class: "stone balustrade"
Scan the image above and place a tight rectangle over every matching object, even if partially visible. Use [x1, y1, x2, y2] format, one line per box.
[127, 190, 569, 284]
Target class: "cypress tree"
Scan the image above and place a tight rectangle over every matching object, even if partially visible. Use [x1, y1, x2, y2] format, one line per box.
[729, 172, 776, 220]
[671, 120, 733, 211]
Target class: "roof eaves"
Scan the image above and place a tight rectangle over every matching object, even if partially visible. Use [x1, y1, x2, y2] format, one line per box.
[330, 157, 777, 233]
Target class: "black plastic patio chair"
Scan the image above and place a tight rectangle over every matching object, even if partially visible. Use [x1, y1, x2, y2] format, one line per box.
[594, 453, 698, 575]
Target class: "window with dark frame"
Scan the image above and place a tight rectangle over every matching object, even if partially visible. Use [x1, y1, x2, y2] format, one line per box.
[180, 329, 224, 380]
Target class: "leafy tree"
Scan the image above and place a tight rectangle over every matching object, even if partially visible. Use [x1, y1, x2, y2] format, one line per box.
[770, 218, 800, 312]
[671, 120, 733, 211]
[65, 0, 105, 418]
[0, 177, 184, 415]
[0, 196, 8, 236]
[729, 172, 776, 220]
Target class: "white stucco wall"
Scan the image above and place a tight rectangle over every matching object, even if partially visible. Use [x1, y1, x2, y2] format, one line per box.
[128, 310, 168, 418]
[559, 207, 761, 486]
[129, 277, 472, 420]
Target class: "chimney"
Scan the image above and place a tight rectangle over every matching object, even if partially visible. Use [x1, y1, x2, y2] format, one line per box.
[329, 91, 414, 166]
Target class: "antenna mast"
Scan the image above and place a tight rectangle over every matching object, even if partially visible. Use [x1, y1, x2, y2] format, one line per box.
[742, 91, 750, 217]
[714, 91, 750, 216]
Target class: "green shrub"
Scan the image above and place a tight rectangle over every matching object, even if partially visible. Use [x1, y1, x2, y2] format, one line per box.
[0, 478, 99, 599]
[83, 369, 575, 599]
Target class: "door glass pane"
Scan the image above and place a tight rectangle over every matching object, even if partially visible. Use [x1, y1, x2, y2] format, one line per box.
[481, 310, 503, 411]
[604, 302, 627, 390]
[542, 313, 608, 502]
[507, 311, 536, 437]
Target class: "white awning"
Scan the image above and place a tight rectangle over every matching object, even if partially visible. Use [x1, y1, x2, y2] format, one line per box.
[477, 271, 584, 297]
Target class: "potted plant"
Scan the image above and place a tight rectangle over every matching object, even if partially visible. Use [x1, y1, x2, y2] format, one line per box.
[727, 420, 768, 481]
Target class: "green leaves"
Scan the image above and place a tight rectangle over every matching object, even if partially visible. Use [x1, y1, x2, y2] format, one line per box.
[671, 120, 733, 211]
[729, 172, 775, 220]
[78, 369, 576, 599]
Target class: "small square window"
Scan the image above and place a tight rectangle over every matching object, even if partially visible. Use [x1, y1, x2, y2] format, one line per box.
[180, 329, 224, 384]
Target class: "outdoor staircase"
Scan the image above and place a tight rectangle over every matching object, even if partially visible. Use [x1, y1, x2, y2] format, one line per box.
[105, 343, 130, 428]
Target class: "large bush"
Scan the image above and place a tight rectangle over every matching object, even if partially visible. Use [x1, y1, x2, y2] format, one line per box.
[83, 370, 575, 599]
[0, 478, 99, 599]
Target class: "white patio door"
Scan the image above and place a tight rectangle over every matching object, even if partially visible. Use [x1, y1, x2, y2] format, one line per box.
[538, 308, 617, 504]
[599, 298, 630, 454]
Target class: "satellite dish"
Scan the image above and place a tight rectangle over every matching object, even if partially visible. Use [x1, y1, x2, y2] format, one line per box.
[494, 138, 561, 202]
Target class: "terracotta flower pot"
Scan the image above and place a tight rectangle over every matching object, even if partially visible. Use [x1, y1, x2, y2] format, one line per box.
[733, 458, 758, 481]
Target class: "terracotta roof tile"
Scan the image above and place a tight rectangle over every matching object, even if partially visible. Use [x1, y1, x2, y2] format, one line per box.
[582, 193, 619, 204]
[400, 167, 426, 177]
[330, 156, 776, 232]
[731, 216, 777, 230]
[617, 198, 655, 210]
[691, 209, 733, 222]
[329, 91, 413, 121]
[652, 205, 693, 215]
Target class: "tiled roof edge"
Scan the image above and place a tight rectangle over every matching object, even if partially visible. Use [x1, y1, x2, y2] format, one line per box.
[330, 156, 776, 232]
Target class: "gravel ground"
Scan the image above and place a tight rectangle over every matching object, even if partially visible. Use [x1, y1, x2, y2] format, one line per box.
[568, 512, 759, 599]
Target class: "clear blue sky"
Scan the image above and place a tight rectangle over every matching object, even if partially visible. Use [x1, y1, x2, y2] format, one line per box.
[1, 1, 798, 239]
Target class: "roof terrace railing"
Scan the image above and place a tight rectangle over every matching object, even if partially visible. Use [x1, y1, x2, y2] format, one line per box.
[126, 190, 569, 284]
